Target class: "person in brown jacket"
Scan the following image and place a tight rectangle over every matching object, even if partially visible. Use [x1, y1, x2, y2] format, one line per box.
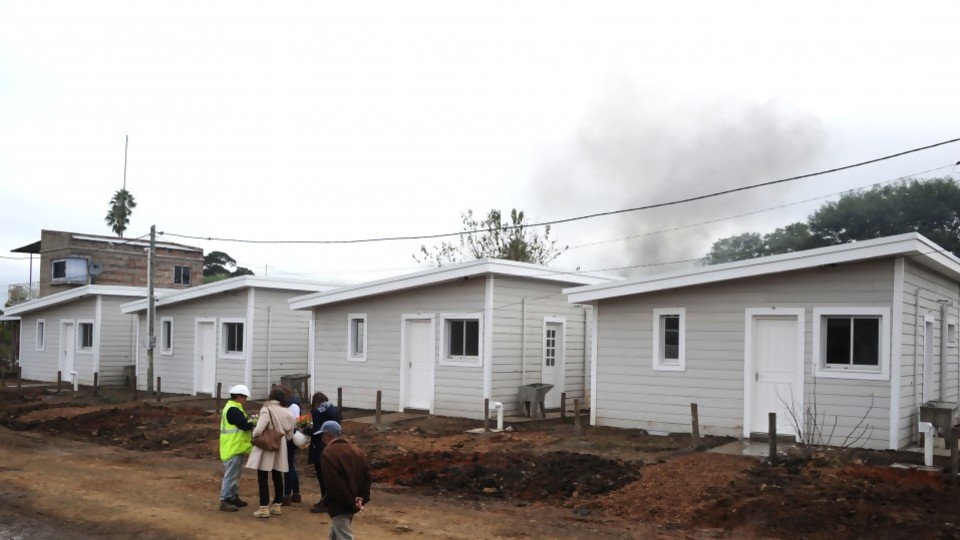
[319, 421, 371, 540]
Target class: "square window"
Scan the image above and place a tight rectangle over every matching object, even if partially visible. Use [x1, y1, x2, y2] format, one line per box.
[223, 322, 244, 355]
[174, 266, 191, 285]
[652, 308, 685, 371]
[51, 258, 87, 284]
[440, 313, 482, 366]
[814, 307, 889, 380]
[347, 315, 367, 361]
[824, 316, 880, 367]
[52, 260, 66, 279]
[79, 322, 93, 350]
[449, 319, 480, 357]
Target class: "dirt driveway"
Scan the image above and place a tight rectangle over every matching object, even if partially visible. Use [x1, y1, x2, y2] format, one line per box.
[0, 383, 958, 539]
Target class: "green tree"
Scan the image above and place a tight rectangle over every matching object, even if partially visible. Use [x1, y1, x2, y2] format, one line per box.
[705, 178, 960, 263]
[203, 251, 255, 283]
[104, 189, 137, 238]
[414, 209, 567, 267]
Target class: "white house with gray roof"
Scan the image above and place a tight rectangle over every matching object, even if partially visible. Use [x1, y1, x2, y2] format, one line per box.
[289, 259, 619, 419]
[6, 285, 169, 386]
[121, 276, 339, 399]
[565, 233, 960, 450]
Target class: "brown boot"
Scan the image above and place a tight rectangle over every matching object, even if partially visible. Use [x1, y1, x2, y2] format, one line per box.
[281, 496, 292, 507]
[291, 493, 302, 504]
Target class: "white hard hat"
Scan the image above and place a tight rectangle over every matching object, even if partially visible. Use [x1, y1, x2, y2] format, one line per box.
[229, 384, 251, 397]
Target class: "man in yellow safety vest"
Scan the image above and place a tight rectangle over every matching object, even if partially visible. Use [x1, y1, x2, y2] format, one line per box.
[220, 384, 254, 512]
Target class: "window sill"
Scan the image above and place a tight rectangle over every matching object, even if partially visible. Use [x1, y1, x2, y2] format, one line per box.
[653, 363, 685, 372]
[439, 356, 482, 367]
[347, 355, 367, 363]
[220, 353, 245, 361]
[815, 366, 887, 381]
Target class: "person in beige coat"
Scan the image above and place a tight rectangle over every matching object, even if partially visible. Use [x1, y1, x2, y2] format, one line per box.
[245, 388, 296, 518]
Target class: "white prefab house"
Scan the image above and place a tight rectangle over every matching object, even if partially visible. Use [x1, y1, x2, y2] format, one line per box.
[566, 233, 960, 450]
[120, 276, 339, 398]
[289, 259, 619, 419]
[5, 285, 158, 386]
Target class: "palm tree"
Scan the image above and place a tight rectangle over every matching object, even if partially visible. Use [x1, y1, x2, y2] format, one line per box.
[105, 189, 137, 238]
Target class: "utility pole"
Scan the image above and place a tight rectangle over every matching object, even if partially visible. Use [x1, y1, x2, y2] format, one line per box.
[146, 225, 156, 393]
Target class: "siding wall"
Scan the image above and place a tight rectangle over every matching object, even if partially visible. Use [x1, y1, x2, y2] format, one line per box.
[16, 296, 137, 385]
[312, 279, 487, 418]
[898, 259, 960, 447]
[595, 260, 897, 449]
[132, 287, 313, 398]
[491, 277, 589, 415]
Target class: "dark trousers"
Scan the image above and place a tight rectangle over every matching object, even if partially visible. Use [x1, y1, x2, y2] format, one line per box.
[284, 441, 299, 496]
[257, 469, 283, 506]
[313, 461, 327, 498]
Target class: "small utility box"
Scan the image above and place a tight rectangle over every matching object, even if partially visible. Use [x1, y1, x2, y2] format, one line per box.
[920, 400, 959, 436]
[122, 365, 136, 388]
[280, 373, 311, 403]
[518, 383, 553, 418]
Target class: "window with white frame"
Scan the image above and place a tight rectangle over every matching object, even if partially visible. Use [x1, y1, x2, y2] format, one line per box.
[174, 266, 191, 285]
[652, 308, 685, 371]
[440, 313, 482, 366]
[814, 307, 889, 380]
[51, 257, 87, 284]
[221, 320, 245, 357]
[347, 314, 367, 361]
[78, 322, 94, 351]
[160, 317, 174, 355]
[35, 320, 45, 350]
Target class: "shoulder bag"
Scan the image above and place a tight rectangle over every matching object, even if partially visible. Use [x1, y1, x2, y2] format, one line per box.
[252, 407, 284, 451]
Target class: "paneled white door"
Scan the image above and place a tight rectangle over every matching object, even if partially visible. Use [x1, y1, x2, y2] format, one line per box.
[403, 319, 435, 410]
[197, 321, 217, 394]
[750, 315, 802, 437]
[61, 323, 75, 382]
[541, 321, 565, 409]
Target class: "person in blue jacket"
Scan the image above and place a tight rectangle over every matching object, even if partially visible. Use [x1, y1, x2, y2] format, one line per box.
[305, 391, 341, 513]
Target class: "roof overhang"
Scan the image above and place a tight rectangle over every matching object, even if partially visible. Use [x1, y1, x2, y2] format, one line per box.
[120, 275, 341, 314]
[4, 285, 155, 316]
[565, 233, 960, 303]
[290, 259, 620, 310]
[11, 240, 40, 254]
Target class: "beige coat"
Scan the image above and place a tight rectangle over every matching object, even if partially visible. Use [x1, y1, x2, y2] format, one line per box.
[244, 400, 296, 472]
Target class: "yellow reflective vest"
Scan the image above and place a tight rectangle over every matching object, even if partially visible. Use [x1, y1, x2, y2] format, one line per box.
[220, 400, 252, 461]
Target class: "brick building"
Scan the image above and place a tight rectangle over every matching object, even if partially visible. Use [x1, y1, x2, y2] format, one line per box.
[11, 230, 205, 298]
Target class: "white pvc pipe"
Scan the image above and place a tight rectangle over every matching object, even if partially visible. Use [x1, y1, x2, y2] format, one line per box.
[919, 421, 936, 467]
[71, 371, 78, 392]
[489, 401, 504, 432]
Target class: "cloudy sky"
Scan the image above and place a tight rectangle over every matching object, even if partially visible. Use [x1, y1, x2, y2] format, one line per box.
[2, 1, 959, 306]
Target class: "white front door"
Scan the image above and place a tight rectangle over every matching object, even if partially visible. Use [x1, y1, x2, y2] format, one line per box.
[197, 321, 217, 394]
[749, 313, 803, 438]
[403, 318, 435, 410]
[542, 321, 565, 409]
[61, 322, 75, 382]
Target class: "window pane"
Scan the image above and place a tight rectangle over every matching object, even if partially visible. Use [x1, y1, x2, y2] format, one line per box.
[449, 320, 465, 356]
[163, 321, 172, 349]
[225, 323, 244, 353]
[80, 324, 93, 348]
[354, 319, 365, 354]
[662, 315, 679, 360]
[852, 318, 880, 366]
[53, 261, 66, 279]
[825, 317, 851, 365]
[464, 320, 480, 356]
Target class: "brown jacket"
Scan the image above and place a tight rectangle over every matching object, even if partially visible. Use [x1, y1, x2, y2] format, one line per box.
[320, 438, 372, 517]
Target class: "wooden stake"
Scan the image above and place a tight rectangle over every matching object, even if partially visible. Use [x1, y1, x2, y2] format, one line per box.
[17, 366, 21, 389]
[483, 398, 490, 432]
[574, 398, 582, 439]
[338, 387, 343, 410]
[691, 403, 700, 449]
[375, 390, 382, 426]
[951, 427, 959, 483]
[57, 370, 62, 393]
[768, 412, 778, 466]
[93, 373, 99, 396]
[156, 377, 162, 402]
[560, 392, 567, 422]
[215, 382, 222, 414]
[133, 375, 138, 400]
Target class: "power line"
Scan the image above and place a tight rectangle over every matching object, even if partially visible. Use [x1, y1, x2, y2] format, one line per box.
[161, 137, 960, 246]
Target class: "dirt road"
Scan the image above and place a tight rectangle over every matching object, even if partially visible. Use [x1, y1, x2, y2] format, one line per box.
[0, 424, 683, 540]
